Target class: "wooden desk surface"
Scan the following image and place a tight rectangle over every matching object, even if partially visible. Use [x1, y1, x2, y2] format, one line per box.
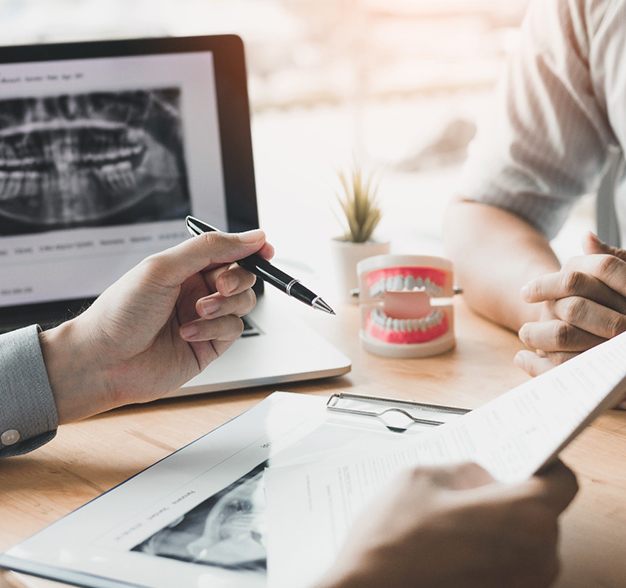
[1, 299, 624, 588]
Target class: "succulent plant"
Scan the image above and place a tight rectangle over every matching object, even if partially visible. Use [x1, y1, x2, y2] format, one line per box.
[336, 167, 382, 243]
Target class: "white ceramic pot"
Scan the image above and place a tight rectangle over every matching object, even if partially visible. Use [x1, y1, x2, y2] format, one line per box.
[330, 238, 391, 303]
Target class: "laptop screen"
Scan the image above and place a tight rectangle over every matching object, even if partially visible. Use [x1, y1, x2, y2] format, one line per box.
[0, 50, 228, 308]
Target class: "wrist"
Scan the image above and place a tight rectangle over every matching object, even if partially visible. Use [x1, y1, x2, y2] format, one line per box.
[39, 319, 114, 423]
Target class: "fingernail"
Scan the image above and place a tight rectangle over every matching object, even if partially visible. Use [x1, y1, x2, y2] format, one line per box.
[221, 275, 238, 294]
[520, 285, 529, 300]
[199, 299, 220, 316]
[180, 324, 198, 340]
[518, 324, 527, 342]
[239, 229, 264, 243]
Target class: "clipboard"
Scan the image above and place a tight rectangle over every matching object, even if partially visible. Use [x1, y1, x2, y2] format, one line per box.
[326, 392, 469, 432]
[0, 392, 469, 588]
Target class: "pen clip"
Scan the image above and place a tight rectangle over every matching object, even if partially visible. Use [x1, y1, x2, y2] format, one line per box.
[186, 215, 218, 236]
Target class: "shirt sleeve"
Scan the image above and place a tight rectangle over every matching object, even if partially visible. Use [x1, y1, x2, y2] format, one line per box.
[461, 0, 616, 239]
[0, 325, 59, 457]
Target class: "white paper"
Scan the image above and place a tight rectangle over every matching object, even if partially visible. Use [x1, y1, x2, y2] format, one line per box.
[265, 333, 626, 588]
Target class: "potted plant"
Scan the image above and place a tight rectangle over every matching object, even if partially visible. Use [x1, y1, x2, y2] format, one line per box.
[331, 167, 390, 301]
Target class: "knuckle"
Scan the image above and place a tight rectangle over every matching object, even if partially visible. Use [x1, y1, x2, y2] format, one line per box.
[140, 253, 165, 277]
[597, 254, 619, 277]
[554, 322, 572, 347]
[562, 271, 584, 294]
[201, 231, 221, 249]
[560, 297, 586, 324]
[606, 314, 626, 338]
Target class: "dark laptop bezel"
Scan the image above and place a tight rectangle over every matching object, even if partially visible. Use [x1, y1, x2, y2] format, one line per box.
[0, 34, 261, 331]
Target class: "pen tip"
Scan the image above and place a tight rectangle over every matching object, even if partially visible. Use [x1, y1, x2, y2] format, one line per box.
[313, 297, 336, 315]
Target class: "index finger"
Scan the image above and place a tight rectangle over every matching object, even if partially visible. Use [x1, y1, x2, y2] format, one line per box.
[143, 230, 267, 288]
[523, 269, 626, 314]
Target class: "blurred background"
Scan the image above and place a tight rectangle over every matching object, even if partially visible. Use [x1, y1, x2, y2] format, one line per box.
[0, 0, 593, 285]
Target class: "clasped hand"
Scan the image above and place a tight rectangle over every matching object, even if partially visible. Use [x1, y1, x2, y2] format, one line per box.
[515, 232, 626, 377]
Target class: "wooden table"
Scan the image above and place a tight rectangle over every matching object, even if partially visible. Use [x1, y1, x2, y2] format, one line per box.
[1, 299, 625, 588]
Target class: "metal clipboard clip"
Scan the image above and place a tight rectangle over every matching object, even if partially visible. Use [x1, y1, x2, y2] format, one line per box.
[326, 392, 470, 433]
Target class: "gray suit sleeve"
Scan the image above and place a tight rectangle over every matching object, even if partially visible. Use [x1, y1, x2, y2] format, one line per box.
[0, 325, 59, 457]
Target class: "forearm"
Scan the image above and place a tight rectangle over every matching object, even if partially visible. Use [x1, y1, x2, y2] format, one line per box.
[444, 200, 560, 331]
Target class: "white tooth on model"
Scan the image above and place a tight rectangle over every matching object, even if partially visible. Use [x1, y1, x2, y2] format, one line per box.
[416, 277, 424, 288]
[386, 277, 394, 291]
[392, 275, 403, 291]
[405, 275, 415, 290]
[371, 307, 446, 335]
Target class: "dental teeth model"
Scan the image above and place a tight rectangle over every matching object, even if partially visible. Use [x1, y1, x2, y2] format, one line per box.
[357, 254, 456, 358]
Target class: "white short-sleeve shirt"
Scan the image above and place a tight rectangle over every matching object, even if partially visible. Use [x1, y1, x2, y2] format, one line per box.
[463, 0, 626, 243]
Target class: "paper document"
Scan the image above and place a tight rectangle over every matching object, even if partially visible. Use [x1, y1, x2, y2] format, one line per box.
[265, 333, 626, 588]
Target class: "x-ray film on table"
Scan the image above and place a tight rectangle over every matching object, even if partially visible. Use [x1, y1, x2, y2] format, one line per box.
[1, 392, 447, 588]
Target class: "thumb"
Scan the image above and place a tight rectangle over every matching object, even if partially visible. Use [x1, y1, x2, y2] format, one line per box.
[582, 231, 626, 261]
[147, 229, 266, 287]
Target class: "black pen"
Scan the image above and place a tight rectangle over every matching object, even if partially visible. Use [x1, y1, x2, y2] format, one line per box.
[185, 215, 335, 315]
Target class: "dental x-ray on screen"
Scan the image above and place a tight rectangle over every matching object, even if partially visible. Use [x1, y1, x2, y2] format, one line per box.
[0, 88, 190, 236]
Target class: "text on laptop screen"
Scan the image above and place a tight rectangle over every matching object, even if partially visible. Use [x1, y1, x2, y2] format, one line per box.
[0, 51, 227, 306]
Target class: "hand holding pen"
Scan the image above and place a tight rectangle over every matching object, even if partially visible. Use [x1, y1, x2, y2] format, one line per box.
[186, 216, 335, 314]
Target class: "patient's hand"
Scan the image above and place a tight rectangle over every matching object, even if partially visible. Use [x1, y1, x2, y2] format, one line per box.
[319, 461, 578, 588]
[515, 233, 626, 384]
[39, 230, 273, 423]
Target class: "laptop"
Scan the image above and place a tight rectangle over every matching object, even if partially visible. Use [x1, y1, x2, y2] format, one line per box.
[0, 35, 351, 396]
